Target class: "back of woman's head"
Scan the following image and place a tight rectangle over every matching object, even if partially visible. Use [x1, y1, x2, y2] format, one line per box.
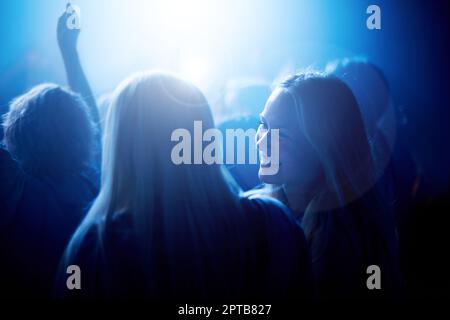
[279, 73, 376, 208]
[102, 71, 234, 213]
[2, 84, 94, 176]
[79, 71, 246, 298]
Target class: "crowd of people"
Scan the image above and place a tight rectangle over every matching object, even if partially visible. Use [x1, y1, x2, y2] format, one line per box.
[0, 6, 448, 301]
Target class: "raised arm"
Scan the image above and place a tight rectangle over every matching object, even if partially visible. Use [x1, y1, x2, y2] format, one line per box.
[57, 4, 100, 126]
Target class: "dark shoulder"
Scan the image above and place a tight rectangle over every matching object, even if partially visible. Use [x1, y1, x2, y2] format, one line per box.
[59, 213, 138, 299]
[74, 213, 134, 259]
[0, 146, 24, 184]
[55, 220, 103, 299]
[0, 147, 25, 225]
[243, 194, 296, 225]
[66, 221, 102, 269]
[241, 195, 305, 243]
[240, 196, 312, 297]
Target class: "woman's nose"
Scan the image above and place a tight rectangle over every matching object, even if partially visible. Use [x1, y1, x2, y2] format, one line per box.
[256, 127, 270, 151]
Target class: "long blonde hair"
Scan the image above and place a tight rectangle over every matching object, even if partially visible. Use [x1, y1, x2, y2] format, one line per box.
[64, 72, 248, 298]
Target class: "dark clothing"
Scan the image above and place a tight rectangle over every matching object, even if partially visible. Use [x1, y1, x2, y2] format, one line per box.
[57, 196, 312, 301]
[301, 189, 402, 300]
[0, 147, 98, 298]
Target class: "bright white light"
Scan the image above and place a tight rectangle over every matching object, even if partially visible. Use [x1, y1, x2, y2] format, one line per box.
[77, 0, 260, 96]
[180, 57, 211, 89]
[154, 0, 224, 36]
[130, 0, 231, 91]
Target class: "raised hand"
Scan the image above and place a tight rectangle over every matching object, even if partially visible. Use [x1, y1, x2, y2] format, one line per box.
[56, 3, 100, 136]
[57, 3, 81, 55]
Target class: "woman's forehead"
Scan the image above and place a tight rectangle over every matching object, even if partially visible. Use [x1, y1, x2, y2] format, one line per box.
[263, 88, 297, 124]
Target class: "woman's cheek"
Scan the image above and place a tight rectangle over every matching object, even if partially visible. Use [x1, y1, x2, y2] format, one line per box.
[280, 140, 298, 162]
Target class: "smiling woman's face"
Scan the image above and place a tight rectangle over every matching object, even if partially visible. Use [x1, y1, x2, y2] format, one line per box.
[256, 88, 322, 188]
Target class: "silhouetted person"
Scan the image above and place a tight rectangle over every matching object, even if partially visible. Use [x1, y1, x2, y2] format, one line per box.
[57, 4, 101, 163]
[0, 84, 97, 298]
[329, 60, 399, 215]
[0, 6, 101, 298]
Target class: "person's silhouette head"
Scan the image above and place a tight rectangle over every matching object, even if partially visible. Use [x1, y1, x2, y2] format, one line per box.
[329, 59, 391, 136]
[2, 84, 94, 176]
[100, 71, 223, 207]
